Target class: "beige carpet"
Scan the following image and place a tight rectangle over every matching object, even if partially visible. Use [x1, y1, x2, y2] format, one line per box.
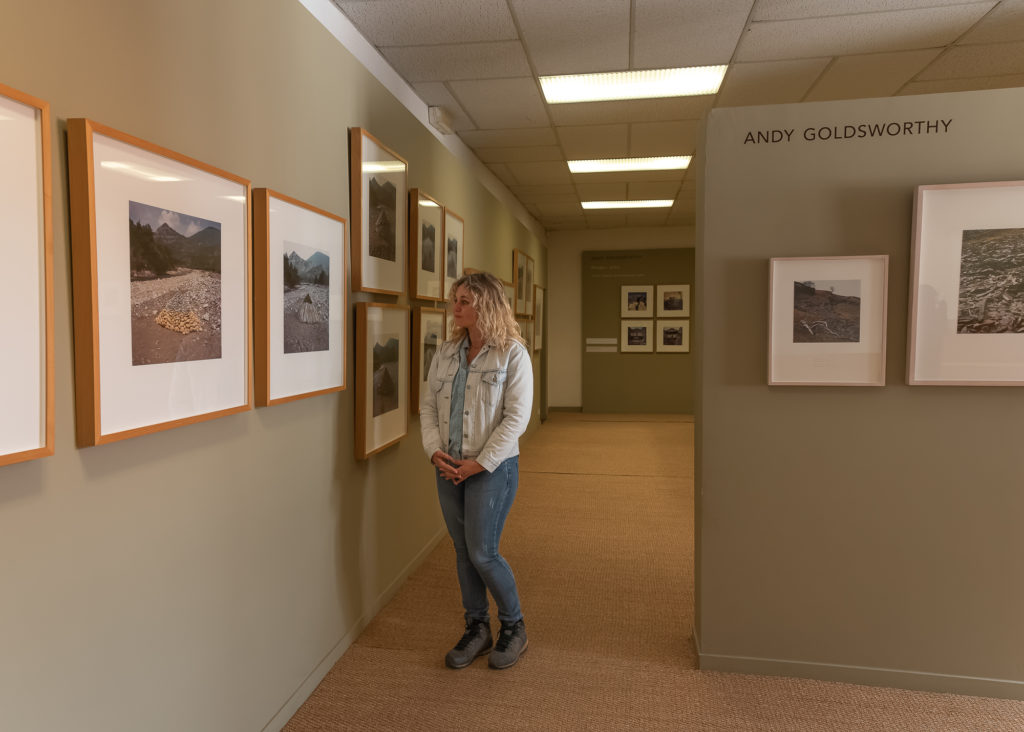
[284, 413, 1024, 731]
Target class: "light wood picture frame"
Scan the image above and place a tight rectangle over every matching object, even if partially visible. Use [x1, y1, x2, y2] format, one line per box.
[517, 317, 534, 355]
[621, 284, 653, 318]
[513, 249, 534, 317]
[350, 127, 408, 295]
[67, 118, 251, 446]
[656, 284, 690, 317]
[908, 181, 1024, 385]
[769, 255, 888, 386]
[443, 208, 464, 299]
[355, 302, 410, 459]
[0, 84, 54, 467]
[533, 285, 544, 351]
[502, 279, 515, 312]
[409, 189, 444, 301]
[621, 319, 653, 352]
[253, 189, 347, 406]
[656, 320, 690, 353]
[411, 306, 445, 414]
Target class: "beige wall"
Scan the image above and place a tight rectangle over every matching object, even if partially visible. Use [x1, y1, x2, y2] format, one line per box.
[547, 227, 694, 408]
[698, 87, 1024, 699]
[0, 1, 543, 730]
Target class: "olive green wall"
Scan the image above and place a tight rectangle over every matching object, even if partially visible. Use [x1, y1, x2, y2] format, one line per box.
[697, 87, 1024, 699]
[581, 248, 694, 413]
[0, 1, 543, 730]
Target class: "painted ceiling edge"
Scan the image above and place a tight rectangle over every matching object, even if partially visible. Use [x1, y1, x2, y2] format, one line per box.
[296, 0, 547, 243]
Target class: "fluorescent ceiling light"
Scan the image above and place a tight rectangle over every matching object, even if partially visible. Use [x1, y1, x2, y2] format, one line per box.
[582, 200, 673, 210]
[363, 161, 406, 173]
[540, 66, 726, 104]
[569, 156, 691, 174]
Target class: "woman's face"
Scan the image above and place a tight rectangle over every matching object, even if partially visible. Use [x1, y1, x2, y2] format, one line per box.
[452, 285, 479, 330]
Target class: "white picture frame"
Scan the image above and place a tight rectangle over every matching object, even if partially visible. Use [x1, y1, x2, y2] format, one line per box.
[621, 319, 653, 353]
[657, 284, 690, 317]
[656, 320, 690, 353]
[621, 284, 653, 318]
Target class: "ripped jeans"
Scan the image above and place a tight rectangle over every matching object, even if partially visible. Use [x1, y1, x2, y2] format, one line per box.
[435, 456, 522, 625]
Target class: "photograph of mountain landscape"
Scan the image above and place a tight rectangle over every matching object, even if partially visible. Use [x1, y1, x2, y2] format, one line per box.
[368, 176, 397, 262]
[792, 279, 861, 343]
[421, 222, 436, 272]
[128, 200, 222, 365]
[282, 242, 330, 354]
[957, 228, 1024, 333]
[372, 334, 400, 417]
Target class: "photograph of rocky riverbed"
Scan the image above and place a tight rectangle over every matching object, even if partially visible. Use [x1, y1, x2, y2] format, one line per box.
[957, 227, 1024, 333]
[128, 201, 222, 366]
[283, 246, 330, 353]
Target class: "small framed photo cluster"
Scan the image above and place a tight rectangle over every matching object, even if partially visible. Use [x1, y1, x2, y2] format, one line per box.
[619, 284, 690, 353]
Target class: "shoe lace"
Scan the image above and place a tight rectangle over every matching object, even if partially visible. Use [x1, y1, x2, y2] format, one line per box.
[494, 625, 516, 652]
[454, 623, 483, 650]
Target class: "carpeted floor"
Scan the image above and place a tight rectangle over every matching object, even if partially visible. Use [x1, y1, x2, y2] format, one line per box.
[284, 414, 1024, 731]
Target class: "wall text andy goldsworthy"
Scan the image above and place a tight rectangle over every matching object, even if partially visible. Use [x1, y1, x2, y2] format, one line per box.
[743, 119, 952, 145]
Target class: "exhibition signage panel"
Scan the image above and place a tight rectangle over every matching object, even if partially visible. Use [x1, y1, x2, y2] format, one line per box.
[350, 127, 407, 295]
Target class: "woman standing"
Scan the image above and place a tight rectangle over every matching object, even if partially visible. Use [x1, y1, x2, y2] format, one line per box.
[420, 272, 533, 670]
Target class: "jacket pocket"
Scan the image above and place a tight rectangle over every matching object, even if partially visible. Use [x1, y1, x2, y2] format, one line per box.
[479, 369, 507, 405]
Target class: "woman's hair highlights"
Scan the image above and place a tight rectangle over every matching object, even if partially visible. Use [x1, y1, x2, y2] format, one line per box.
[448, 271, 524, 349]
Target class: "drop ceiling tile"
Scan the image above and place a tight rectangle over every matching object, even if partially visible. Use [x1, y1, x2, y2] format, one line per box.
[628, 120, 700, 156]
[575, 182, 629, 200]
[459, 127, 558, 148]
[627, 181, 682, 200]
[716, 58, 830, 106]
[736, 4, 995, 62]
[570, 169, 690, 184]
[897, 73, 1024, 95]
[543, 216, 588, 230]
[449, 78, 549, 128]
[667, 206, 697, 225]
[548, 96, 714, 126]
[505, 161, 572, 185]
[476, 146, 565, 164]
[916, 40, 1024, 79]
[805, 49, 942, 101]
[626, 210, 671, 226]
[383, 42, 530, 82]
[487, 163, 519, 186]
[537, 200, 585, 217]
[752, 0, 993, 22]
[584, 212, 629, 228]
[510, 184, 578, 202]
[960, 0, 1024, 44]
[556, 124, 629, 159]
[510, 0, 629, 75]
[412, 82, 476, 131]
[334, 0, 516, 45]
[633, 0, 755, 68]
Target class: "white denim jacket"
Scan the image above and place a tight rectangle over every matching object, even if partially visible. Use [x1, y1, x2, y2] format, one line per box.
[420, 337, 533, 473]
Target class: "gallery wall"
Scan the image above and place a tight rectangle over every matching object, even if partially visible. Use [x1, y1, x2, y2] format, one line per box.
[0, 1, 544, 730]
[698, 86, 1024, 699]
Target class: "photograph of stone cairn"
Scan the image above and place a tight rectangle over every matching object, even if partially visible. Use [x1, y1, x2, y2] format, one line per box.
[368, 176, 397, 262]
[282, 243, 330, 353]
[792, 279, 861, 343]
[372, 335, 400, 417]
[421, 222, 436, 272]
[128, 200, 222, 366]
[957, 228, 1024, 333]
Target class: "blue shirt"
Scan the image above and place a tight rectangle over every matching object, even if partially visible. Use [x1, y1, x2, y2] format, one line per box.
[447, 338, 471, 458]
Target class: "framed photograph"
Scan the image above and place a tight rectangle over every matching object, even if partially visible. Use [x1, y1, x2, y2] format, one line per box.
[769, 255, 888, 386]
[502, 280, 515, 311]
[409, 189, 444, 301]
[909, 181, 1024, 385]
[517, 318, 534, 355]
[533, 286, 545, 351]
[350, 127, 407, 295]
[355, 303, 410, 459]
[443, 208, 464, 299]
[656, 320, 690, 353]
[621, 320, 653, 353]
[621, 285, 653, 318]
[513, 249, 534, 317]
[657, 284, 690, 317]
[411, 307, 445, 414]
[253, 189, 346, 406]
[1, 84, 54, 467]
[67, 118, 250, 446]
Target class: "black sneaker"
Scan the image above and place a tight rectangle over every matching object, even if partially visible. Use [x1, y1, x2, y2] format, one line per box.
[488, 619, 528, 669]
[444, 619, 492, 669]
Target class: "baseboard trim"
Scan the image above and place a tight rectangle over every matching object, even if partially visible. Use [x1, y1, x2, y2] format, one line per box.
[262, 528, 447, 731]
[698, 650, 1024, 701]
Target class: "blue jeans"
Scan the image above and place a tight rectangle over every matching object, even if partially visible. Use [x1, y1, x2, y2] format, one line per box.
[436, 456, 522, 625]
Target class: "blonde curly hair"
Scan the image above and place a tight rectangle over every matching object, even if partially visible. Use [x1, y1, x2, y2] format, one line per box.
[447, 271, 525, 350]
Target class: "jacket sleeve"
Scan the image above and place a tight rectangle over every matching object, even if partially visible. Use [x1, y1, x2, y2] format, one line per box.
[419, 346, 444, 460]
[475, 342, 533, 472]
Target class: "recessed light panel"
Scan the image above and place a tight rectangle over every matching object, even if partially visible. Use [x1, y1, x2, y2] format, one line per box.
[568, 156, 691, 174]
[581, 200, 674, 210]
[540, 66, 726, 104]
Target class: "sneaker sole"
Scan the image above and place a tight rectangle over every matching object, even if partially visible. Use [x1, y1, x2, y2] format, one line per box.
[488, 639, 529, 669]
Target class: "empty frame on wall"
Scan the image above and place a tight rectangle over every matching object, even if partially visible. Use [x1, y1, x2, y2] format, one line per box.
[253, 189, 347, 406]
[350, 127, 408, 295]
[67, 118, 252, 446]
[355, 302, 410, 459]
[0, 84, 54, 467]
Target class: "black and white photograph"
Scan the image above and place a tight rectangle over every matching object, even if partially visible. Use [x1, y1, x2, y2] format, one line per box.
[792, 279, 861, 343]
[422, 222, 436, 272]
[369, 176, 397, 262]
[657, 284, 690, 317]
[627, 292, 647, 312]
[443, 209, 464, 297]
[128, 200, 222, 366]
[620, 285, 654, 318]
[621, 319, 653, 352]
[372, 334, 400, 417]
[282, 242, 329, 354]
[628, 326, 646, 345]
[957, 228, 1024, 334]
[656, 320, 690, 353]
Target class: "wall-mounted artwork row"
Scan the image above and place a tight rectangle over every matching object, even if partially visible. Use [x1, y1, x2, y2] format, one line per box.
[411, 306, 445, 414]
[533, 286, 545, 352]
[253, 189, 347, 406]
[0, 84, 54, 466]
[355, 303, 410, 459]
[443, 208, 465, 299]
[513, 249, 534, 318]
[409, 189, 444, 302]
[67, 118, 251, 446]
[350, 127, 407, 296]
[768, 255, 888, 386]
